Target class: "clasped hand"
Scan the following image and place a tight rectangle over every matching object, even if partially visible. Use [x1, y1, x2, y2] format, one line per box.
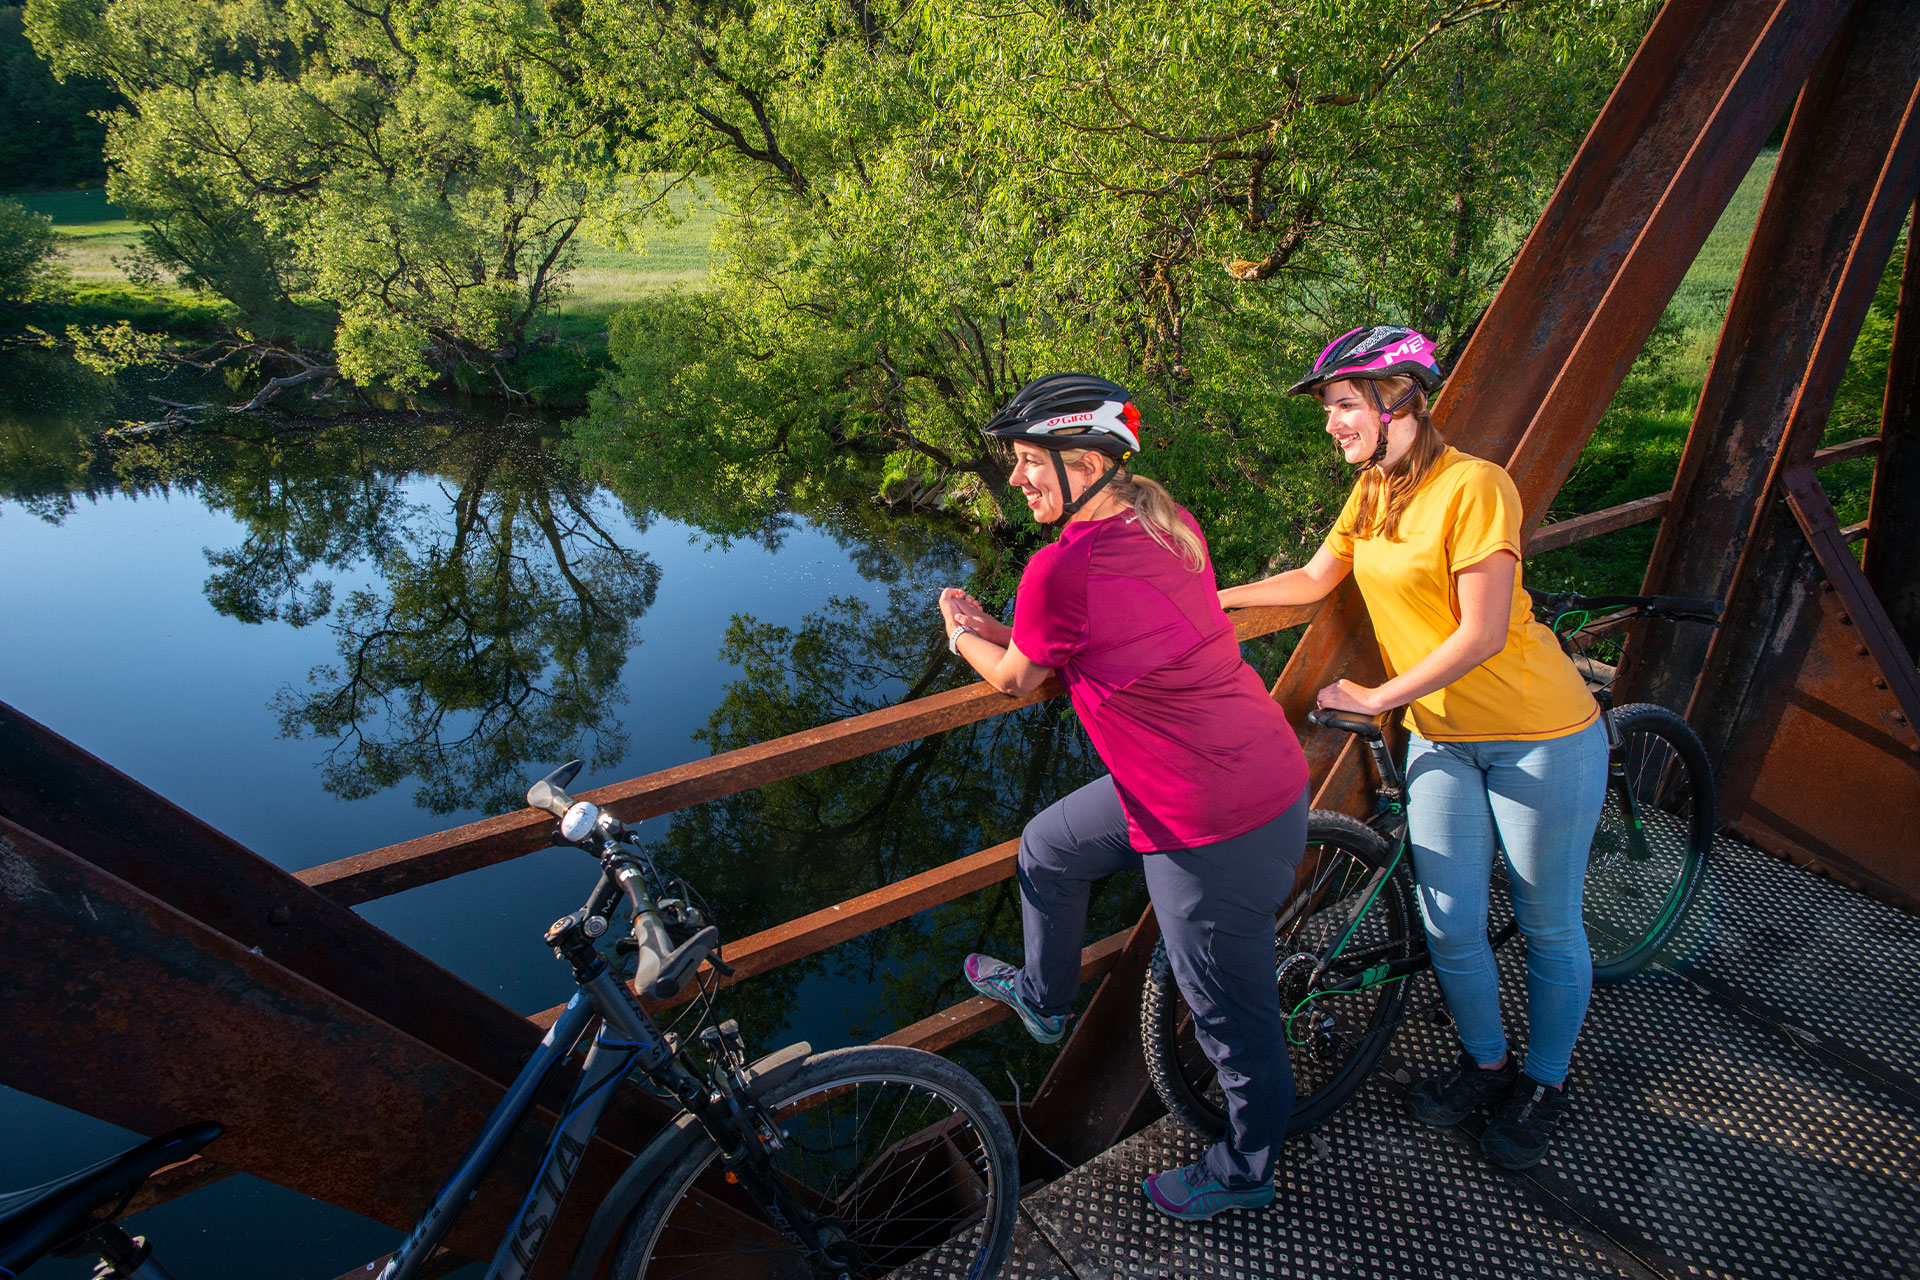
[939, 588, 1012, 647]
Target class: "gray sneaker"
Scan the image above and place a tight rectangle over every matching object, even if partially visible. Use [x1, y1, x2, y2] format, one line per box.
[963, 954, 1068, 1044]
[1406, 1049, 1517, 1125]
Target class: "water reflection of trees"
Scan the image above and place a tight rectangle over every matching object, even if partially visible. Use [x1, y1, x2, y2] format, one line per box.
[0, 377, 662, 816]
[266, 424, 660, 815]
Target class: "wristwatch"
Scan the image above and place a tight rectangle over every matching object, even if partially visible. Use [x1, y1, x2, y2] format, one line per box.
[947, 623, 975, 655]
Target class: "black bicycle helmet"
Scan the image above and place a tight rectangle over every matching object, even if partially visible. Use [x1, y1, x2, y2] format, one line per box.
[983, 373, 1141, 520]
[1287, 325, 1444, 467]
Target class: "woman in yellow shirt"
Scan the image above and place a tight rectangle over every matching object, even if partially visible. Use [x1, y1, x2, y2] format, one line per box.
[1220, 325, 1607, 1170]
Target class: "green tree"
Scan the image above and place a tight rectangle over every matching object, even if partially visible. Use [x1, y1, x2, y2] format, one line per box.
[25, 0, 614, 387]
[568, 0, 1655, 575]
[0, 3, 118, 189]
[0, 195, 61, 302]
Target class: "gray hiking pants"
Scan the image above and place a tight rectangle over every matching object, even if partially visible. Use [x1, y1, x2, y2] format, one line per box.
[1011, 775, 1308, 1187]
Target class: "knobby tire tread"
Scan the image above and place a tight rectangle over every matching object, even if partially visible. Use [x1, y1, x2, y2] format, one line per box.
[1141, 810, 1418, 1140]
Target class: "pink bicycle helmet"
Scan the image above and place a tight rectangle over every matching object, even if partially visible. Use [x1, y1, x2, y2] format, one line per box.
[1287, 324, 1444, 398]
[1288, 325, 1444, 466]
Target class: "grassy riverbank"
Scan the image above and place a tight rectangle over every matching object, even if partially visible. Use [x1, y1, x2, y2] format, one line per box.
[11, 185, 720, 403]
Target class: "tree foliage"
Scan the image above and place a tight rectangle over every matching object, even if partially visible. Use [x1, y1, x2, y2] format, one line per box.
[0, 195, 62, 301]
[0, 3, 117, 189]
[566, 0, 1656, 574]
[24, 0, 621, 385]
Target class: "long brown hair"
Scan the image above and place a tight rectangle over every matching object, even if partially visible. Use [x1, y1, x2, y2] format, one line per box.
[1341, 377, 1446, 542]
[1057, 448, 1206, 571]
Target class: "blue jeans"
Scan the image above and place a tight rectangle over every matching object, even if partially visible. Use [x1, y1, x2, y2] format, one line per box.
[1405, 719, 1608, 1086]
[1012, 776, 1308, 1187]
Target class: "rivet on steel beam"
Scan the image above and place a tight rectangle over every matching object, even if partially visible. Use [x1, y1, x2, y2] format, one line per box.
[1839, 615, 1852, 625]
[267, 905, 292, 927]
[1875, 678, 1889, 690]
[1822, 581, 1835, 592]
[1858, 646, 1871, 656]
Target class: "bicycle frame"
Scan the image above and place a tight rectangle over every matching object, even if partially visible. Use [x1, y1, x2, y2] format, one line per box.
[379, 967, 666, 1280]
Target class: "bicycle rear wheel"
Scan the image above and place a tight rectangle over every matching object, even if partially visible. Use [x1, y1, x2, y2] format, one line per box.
[1585, 703, 1714, 980]
[1140, 811, 1420, 1139]
[608, 1045, 1018, 1280]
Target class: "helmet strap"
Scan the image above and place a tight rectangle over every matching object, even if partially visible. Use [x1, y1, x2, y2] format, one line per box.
[1358, 382, 1419, 470]
[1051, 450, 1130, 521]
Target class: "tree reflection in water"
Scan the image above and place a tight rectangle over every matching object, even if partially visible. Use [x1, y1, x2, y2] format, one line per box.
[635, 579, 1142, 1076]
[262, 421, 662, 815]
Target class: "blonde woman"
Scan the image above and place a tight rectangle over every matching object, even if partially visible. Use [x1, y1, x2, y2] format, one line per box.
[940, 374, 1309, 1220]
[1220, 326, 1606, 1169]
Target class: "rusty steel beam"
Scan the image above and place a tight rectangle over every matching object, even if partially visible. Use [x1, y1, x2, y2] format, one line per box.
[1700, 482, 1920, 905]
[1863, 199, 1920, 660]
[0, 817, 633, 1266]
[1493, 0, 1859, 520]
[1692, 1, 1920, 780]
[300, 606, 1319, 908]
[1442, 0, 1847, 469]
[1023, 906, 1166, 1167]
[0, 701, 558, 1093]
[1530, 494, 1673, 555]
[1782, 468, 1920, 731]
[874, 931, 1130, 1054]
[1622, 0, 1920, 709]
[1522, 436, 1879, 555]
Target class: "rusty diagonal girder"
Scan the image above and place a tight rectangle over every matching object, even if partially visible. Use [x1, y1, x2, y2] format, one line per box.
[1623, 0, 1920, 712]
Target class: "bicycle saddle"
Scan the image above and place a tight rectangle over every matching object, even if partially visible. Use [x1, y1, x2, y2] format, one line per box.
[0, 1121, 223, 1272]
[1308, 708, 1386, 740]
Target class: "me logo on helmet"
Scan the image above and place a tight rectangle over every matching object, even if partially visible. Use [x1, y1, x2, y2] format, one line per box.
[1386, 335, 1430, 361]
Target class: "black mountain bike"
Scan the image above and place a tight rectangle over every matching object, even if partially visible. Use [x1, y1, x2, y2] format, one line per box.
[1, 762, 1019, 1280]
[1141, 589, 1721, 1140]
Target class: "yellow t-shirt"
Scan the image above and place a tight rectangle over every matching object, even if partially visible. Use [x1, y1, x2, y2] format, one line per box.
[1324, 448, 1597, 743]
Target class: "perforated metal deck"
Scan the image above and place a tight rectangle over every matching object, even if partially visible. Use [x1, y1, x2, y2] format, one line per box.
[1000, 835, 1920, 1279]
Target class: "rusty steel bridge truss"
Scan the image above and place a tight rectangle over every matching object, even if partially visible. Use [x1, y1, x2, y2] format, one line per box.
[4, 0, 1919, 1275]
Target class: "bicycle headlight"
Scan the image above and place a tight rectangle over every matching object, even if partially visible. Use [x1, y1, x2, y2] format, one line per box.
[560, 800, 601, 843]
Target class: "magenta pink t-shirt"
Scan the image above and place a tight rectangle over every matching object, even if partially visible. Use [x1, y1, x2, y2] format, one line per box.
[1010, 509, 1309, 852]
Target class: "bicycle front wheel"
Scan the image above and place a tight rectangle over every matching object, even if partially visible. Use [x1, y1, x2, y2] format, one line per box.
[608, 1045, 1018, 1280]
[1586, 703, 1714, 980]
[1140, 810, 1419, 1139]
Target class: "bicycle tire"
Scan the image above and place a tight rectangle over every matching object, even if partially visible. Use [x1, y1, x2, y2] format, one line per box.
[1586, 702, 1714, 980]
[607, 1044, 1019, 1280]
[1141, 810, 1420, 1139]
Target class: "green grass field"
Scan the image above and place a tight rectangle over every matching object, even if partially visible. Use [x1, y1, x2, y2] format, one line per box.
[13, 184, 719, 311]
[16, 187, 153, 286]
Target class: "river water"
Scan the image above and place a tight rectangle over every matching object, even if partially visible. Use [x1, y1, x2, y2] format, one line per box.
[0, 352, 1131, 1277]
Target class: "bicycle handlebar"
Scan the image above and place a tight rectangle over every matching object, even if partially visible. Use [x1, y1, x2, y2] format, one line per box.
[1524, 587, 1722, 627]
[525, 761, 726, 999]
[1307, 708, 1386, 740]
